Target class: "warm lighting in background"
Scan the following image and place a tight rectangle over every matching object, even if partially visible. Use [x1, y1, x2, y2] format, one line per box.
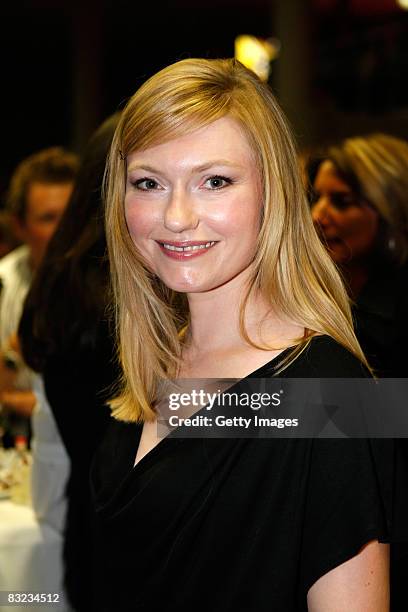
[397, 0, 408, 9]
[234, 35, 280, 81]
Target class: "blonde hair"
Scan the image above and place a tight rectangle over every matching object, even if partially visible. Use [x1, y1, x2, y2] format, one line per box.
[105, 58, 367, 423]
[326, 133, 408, 265]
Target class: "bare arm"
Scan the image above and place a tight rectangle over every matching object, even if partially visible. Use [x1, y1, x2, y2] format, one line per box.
[307, 540, 389, 612]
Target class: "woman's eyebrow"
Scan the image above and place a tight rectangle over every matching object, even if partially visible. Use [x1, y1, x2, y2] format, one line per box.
[127, 160, 244, 174]
[192, 160, 244, 172]
[127, 164, 160, 174]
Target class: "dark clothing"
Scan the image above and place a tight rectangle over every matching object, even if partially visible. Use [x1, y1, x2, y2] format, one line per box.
[353, 262, 408, 611]
[91, 336, 401, 611]
[353, 262, 408, 377]
[43, 319, 116, 612]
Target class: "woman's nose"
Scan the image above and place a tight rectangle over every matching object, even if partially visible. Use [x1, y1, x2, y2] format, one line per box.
[311, 196, 331, 226]
[164, 189, 199, 233]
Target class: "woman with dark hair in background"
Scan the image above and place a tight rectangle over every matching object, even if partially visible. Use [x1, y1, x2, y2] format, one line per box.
[19, 114, 120, 611]
[308, 133, 408, 377]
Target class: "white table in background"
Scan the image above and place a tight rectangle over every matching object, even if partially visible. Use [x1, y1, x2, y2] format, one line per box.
[0, 501, 69, 611]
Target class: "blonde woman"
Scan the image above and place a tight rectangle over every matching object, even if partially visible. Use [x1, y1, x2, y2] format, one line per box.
[91, 59, 392, 611]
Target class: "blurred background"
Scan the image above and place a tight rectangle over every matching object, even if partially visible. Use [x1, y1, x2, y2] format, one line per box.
[2, 0, 408, 200]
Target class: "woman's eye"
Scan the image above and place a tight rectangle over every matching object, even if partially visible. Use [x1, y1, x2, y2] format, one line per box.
[309, 190, 357, 210]
[330, 192, 357, 210]
[204, 176, 231, 190]
[134, 178, 160, 190]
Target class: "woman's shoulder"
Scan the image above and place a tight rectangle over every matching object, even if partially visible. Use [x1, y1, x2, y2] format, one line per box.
[265, 335, 369, 378]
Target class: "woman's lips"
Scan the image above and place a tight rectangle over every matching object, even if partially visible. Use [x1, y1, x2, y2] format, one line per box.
[156, 240, 217, 260]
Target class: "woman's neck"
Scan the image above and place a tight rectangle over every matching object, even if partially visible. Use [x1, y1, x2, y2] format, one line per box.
[185, 268, 301, 360]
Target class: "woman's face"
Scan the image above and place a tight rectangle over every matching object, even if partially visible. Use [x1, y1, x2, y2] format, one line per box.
[124, 116, 262, 293]
[311, 160, 379, 265]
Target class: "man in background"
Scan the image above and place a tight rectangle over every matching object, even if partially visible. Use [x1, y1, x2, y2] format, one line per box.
[0, 147, 78, 444]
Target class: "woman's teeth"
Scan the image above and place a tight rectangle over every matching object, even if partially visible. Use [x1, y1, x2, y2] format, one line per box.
[161, 242, 215, 252]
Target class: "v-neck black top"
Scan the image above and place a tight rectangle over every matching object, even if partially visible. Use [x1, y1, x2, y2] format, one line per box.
[90, 336, 399, 611]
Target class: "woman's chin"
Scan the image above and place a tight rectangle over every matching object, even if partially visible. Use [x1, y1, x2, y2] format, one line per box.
[158, 274, 208, 294]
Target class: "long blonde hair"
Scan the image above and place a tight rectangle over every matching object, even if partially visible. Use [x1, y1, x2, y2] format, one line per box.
[105, 58, 367, 423]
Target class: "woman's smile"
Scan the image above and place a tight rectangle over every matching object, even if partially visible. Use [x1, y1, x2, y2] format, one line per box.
[156, 240, 218, 259]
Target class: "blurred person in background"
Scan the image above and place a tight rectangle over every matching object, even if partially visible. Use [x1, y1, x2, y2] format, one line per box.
[308, 133, 408, 378]
[0, 147, 78, 445]
[19, 114, 120, 612]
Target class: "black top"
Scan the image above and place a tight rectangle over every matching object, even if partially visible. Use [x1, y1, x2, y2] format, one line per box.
[90, 336, 400, 611]
[351, 263, 408, 610]
[353, 262, 408, 377]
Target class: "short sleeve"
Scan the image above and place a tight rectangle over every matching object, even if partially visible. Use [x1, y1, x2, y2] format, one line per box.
[299, 439, 391, 602]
